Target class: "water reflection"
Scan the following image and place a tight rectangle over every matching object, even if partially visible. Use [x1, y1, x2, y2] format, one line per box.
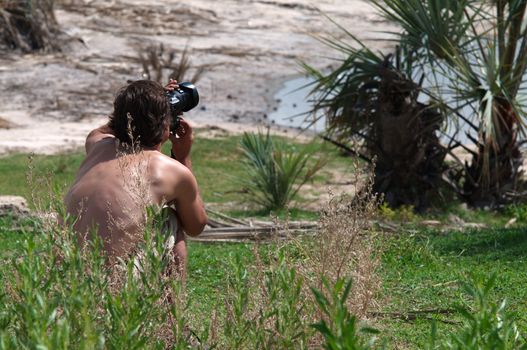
[268, 74, 475, 145]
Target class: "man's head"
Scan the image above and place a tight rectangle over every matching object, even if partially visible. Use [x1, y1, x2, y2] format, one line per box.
[109, 80, 170, 148]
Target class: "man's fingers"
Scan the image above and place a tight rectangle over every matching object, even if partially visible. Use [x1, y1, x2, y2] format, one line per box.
[172, 119, 193, 140]
[178, 119, 192, 132]
[164, 79, 179, 91]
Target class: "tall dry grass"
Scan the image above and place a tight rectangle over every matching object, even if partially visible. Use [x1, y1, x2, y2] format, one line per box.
[221, 162, 382, 348]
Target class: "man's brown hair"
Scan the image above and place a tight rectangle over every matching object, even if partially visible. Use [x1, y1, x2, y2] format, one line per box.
[109, 80, 170, 148]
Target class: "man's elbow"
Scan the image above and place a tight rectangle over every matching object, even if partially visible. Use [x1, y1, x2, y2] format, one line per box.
[185, 216, 207, 237]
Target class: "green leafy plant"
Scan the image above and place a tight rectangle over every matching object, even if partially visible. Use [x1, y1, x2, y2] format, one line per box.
[503, 203, 527, 224]
[239, 130, 325, 211]
[0, 207, 201, 349]
[223, 251, 310, 349]
[311, 278, 381, 350]
[427, 274, 527, 349]
[378, 203, 416, 222]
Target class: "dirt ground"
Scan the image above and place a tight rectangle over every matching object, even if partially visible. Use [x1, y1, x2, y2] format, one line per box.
[0, 0, 395, 155]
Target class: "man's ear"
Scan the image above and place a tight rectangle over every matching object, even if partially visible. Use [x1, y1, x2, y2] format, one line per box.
[162, 122, 170, 143]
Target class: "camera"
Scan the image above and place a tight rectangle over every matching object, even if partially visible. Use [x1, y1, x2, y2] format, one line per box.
[166, 82, 199, 131]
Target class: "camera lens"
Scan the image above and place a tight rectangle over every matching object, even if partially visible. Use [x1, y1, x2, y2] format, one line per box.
[166, 82, 199, 132]
[167, 82, 199, 114]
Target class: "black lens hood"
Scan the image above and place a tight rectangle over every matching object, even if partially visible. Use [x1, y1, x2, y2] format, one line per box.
[179, 82, 199, 112]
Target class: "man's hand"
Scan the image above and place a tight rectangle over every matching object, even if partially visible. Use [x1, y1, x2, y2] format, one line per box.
[164, 78, 179, 92]
[170, 118, 193, 167]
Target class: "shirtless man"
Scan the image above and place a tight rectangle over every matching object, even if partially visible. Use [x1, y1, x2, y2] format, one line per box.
[64, 79, 207, 276]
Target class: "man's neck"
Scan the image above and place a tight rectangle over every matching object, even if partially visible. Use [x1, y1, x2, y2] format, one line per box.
[115, 142, 161, 155]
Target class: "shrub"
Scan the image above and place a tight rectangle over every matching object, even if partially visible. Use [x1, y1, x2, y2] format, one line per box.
[503, 204, 527, 224]
[239, 130, 325, 211]
[427, 274, 527, 350]
[0, 208, 199, 349]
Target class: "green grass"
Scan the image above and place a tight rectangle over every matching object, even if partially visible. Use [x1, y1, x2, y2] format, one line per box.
[0, 131, 347, 220]
[185, 241, 255, 317]
[0, 216, 33, 258]
[1, 133, 526, 347]
[377, 227, 527, 348]
[0, 152, 84, 207]
[2, 215, 525, 347]
[0, 225, 525, 348]
[186, 226, 527, 348]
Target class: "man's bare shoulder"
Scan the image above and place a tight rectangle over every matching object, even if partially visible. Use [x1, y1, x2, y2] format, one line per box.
[148, 151, 195, 187]
[86, 125, 115, 154]
[147, 151, 197, 203]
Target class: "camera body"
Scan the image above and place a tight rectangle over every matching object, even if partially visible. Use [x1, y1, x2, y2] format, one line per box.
[166, 82, 199, 131]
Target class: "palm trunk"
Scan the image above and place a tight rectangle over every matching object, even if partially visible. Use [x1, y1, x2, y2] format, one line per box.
[463, 98, 523, 207]
[370, 67, 447, 210]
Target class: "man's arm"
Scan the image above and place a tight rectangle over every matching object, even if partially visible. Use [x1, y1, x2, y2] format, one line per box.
[169, 117, 207, 236]
[85, 123, 115, 154]
[172, 167, 207, 236]
[169, 118, 193, 169]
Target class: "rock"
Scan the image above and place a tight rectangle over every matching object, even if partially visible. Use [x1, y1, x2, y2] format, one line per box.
[505, 217, 517, 228]
[0, 196, 30, 217]
[463, 222, 487, 229]
[458, 203, 468, 211]
[421, 220, 441, 226]
[448, 214, 464, 225]
[0, 116, 16, 129]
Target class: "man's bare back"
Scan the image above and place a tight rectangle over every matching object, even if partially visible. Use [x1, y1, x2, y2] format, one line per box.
[64, 80, 207, 263]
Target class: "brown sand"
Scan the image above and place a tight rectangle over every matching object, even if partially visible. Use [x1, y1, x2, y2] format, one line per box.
[0, 0, 395, 155]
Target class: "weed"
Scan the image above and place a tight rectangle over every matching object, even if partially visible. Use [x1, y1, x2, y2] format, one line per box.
[503, 204, 527, 224]
[311, 278, 381, 349]
[289, 165, 382, 319]
[426, 274, 527, 349]
[137, 43, 204, 84]
[378, 203, 416, 222]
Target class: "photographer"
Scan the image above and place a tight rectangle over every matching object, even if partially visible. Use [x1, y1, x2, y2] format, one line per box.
[64, 79, 207, 279]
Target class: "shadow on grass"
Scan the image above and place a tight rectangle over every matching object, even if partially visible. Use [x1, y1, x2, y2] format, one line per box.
[226, 207, 319, 221]
[429, 227, 527, 261]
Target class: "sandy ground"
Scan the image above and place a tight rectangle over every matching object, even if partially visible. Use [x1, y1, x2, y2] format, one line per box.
[0, 0, 395, 155]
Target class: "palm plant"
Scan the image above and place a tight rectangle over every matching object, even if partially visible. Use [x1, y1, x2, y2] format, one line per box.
[239, 131, 325, 211]
[304, 35, 447, 209]
[371, 0, 527, 207]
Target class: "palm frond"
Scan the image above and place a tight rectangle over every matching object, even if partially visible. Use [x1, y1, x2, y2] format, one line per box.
[239, 131, 325, 211]
[371, 0, 474, 62]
